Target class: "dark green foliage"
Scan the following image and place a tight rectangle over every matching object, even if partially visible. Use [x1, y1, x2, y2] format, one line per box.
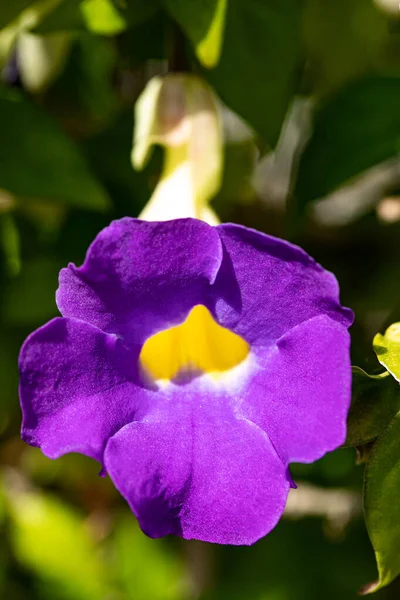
[1, 0, 400, 597]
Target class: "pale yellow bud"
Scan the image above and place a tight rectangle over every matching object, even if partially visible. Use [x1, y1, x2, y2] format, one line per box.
[132, 74, 223, 224]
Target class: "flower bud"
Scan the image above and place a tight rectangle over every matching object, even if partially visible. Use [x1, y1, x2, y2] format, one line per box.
[132, 74, 223, 224]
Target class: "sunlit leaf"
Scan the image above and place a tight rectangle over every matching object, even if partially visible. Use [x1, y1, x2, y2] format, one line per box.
[8, 489, 107, 600]
[164, 0, 227, 67]
[0, 88, 110, 210]
[374, 323, 400, 382]
[362, 411, 400, 593]
[114, 515, 187, 600]
[295, 75, 400, 210]
[81, 0, 126, 34]
[204, 0, 302, 148]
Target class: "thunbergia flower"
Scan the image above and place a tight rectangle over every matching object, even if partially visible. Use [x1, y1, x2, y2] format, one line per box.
[19, 218, 353, 545]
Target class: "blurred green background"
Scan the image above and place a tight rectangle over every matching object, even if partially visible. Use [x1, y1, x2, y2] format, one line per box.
[1, 0, 400, 598]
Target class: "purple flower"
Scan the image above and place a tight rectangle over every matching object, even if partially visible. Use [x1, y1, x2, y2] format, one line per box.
[19, 218, 353, 545]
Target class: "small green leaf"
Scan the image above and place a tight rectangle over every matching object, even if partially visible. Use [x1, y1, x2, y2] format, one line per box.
[204, 0, 303, 148]
[346, 367, 400, 447]
[295, 75, 400, 209]
[81, 0, 126, 34]
[8, 489, 107, 600]
[374, 323, 400, 382]
[164, 0, 227, 67]
[363, 411, 400, 593]
[0, 88, 110, 210]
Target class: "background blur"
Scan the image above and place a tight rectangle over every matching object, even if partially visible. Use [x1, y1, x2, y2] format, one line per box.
[1, 0, 400, 598]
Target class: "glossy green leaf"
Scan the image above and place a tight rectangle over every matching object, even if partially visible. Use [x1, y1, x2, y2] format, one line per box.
[8, 490, 107, 600]
[114, 515, 187, 600]
[204, 0, 302, 148]
[164, 0, 227, 67]
[363, 411, 400, 593]
[295, 75, 400, 208]
[374, 323, 400, 382]
[0, 0, 34, 29]
[0, 88, 110, 209]
[346, 367, 400, 447]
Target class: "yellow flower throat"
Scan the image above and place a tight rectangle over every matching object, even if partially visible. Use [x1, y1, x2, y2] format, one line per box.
[140, 305, 249, 382]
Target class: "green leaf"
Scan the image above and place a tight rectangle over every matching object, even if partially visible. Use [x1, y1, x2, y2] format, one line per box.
[374, 323, 400, 382]
[81, 0, 126, 34]
[8, 490, 107, 600]
[82, 109, 153, 216]
[164, 0, 227, 67]
[0, 88, 110, 210]
[0, 213, 21, 277]
[2, 257, 61, 326]
[34, 0, 159, 35]
[302, 0, 388, 96]
[363, 411, 400, 593]
[112, 0, 160, 29]
[295, 75, 400, 209]
[346, 367, 400, 447]
[0, 329, 22, 426]
[0, 0, 34, 29]
[204, 0, 302, 148]
[32, 0, 85, 34]
[114, 515, 187, 600]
